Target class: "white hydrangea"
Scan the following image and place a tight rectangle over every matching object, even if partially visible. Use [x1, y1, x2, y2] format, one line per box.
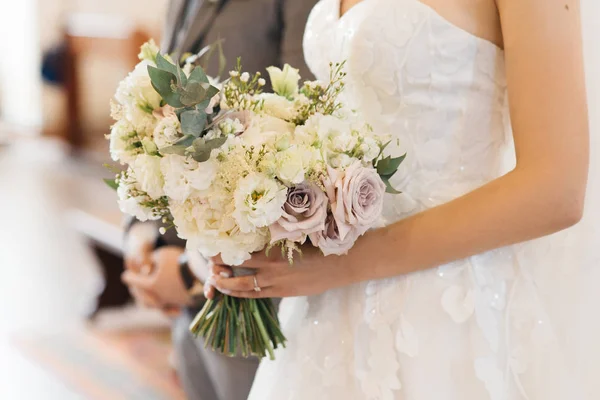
[130, 154, 164, 199]
[115, 60, 162, 134]
[153, 114, 181, 149]
[233, 173, 287, 233]
[109, 119, 141, 164]
[161, 154, 217, 202]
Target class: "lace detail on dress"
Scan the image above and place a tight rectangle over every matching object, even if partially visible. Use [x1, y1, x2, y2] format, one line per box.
[248, 1, 588, 399]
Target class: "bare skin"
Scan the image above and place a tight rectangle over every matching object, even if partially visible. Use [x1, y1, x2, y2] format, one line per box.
[206, 0, 589, 300]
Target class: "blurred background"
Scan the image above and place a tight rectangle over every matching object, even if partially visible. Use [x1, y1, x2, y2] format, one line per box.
[0, 1, 184, 399]
[1, 0, 600, 399]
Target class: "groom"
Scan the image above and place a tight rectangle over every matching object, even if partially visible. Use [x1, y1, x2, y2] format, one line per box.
[121, 0, 317, 399]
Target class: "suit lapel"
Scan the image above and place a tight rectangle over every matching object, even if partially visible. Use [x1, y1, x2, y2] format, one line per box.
[177, 0, 220, 56]
[161, 0, 187, 53]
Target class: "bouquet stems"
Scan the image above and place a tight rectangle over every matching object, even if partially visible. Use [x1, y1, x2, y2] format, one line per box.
[189, 295, 286, 360]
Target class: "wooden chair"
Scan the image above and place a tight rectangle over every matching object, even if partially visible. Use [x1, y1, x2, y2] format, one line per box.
[63, 13, 150, 150]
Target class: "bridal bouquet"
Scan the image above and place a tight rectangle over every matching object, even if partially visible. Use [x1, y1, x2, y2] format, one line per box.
[108, 41, 405, 359]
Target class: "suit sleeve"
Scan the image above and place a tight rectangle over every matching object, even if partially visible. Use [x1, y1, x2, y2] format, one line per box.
[279, 0, 317, 81]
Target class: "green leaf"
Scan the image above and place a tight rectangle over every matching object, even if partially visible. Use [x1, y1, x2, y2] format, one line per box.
[376, 153, 406, 178]
[148, 66, 184, 108]
[190, 136, 227, 162]
[179, 81, 208, 106]
[155, 53, 178, 77]
[205, 85, 220, 101]
[188, 64, 210, 84]
[104, 178, 119, 191]
[176, 63, 188, 87]
[382, 177, 402, 194]
[159, 135, 196, 155]
[181, 109, 208, 136]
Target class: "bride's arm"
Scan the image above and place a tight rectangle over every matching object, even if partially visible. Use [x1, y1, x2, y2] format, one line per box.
[356, 0, 589, 281]
[209, 0, 589, 298]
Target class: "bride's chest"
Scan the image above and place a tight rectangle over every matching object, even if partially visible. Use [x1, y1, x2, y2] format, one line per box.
[303, 0, 505, 112]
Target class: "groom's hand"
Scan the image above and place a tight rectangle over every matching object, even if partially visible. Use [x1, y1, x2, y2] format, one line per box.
[122, 246, 192, 311]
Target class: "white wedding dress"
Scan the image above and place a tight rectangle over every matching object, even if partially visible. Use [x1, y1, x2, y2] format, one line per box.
[249, 0, 600, 398]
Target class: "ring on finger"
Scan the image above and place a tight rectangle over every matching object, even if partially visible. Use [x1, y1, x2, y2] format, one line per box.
[253, 276, 261, 292]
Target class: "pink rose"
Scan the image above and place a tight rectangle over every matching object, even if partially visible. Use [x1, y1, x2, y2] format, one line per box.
[152, 104, 176, 119]
[324, 161, 386, 237]
[269, 182, 328, 243]
[308, 213, 360, 256]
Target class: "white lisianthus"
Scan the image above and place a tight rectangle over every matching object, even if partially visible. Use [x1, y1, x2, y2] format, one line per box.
[233, 173, 288, 233]
[161, 154, 217, 202]
[131, 154, 164, 199]
[258, 93, 297, 121]
[153, 113, 181, 149]
[115, 61, 162, 133]
[109, 119, 141, 164]
[274, 145, 311, 185]
[137, 40, 159, 62]
[266, 64, 301, 99]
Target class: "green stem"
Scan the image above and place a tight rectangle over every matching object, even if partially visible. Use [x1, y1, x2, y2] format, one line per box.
[250, 299, 275, 360]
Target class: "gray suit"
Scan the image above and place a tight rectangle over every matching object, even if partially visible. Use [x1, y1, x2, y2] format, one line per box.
[127, 1, 318, 399]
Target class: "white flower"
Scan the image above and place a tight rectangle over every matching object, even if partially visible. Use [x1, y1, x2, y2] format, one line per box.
[137, 40, 159, 62]
[329, 153, 354, 168]
[359, 137, 381, 162]
[109, 119, 140, 164]
[266, 64, 301, 98]
[161, 154, 217, 202]
[131, 154, 164, 199]
[117, 171, 161, 222]
[330, 132, 358, 153]
[233, 173, 287, 233]
[258, 93, 297, 121]
[273, 145, 312, 185]
[153, 113, 181, 149]
[115, 60, 162, 133]
[258, 78, 266, 87]
[229, 70, 239, 78]
[240, 72, 250, 83]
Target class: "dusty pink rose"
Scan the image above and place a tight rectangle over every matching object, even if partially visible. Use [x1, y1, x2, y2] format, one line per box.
[269, 182, 328, 243]
[152, 104, 176, 119]
[324, 161, 386, 237]
[309, 213, 360, 256]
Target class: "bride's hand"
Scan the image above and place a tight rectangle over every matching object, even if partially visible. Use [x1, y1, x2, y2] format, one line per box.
[204, 247, 351, 299]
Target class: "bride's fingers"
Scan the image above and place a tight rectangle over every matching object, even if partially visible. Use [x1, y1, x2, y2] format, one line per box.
[211, 273, 271, 293]
[210, 263, 233, 278]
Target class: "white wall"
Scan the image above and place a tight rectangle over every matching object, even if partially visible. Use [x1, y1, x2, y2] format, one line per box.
[0, 0, 42, 129]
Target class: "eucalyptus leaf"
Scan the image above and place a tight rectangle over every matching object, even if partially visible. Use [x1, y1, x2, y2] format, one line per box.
[179, 81, 209, 106]
[148, 66, 184, 107]
[181, 109, 208, 136]
[176, 63, 188, 87]
[190, 136, 227, 162]
[155, 53, 178, 77]
[188, 65, 210, 83]
[159, 135, 196, 155]
[104, 178, 119, 191]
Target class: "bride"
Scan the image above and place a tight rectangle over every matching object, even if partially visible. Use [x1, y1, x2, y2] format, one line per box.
[206, 0, 596, 398]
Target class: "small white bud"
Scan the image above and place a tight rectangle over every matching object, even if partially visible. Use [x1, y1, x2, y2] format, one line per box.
[159, 227, 167, 235]
[229, 70, 239, 77]
[258, 78, 266, 86]
[240, 72, 250, 83]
